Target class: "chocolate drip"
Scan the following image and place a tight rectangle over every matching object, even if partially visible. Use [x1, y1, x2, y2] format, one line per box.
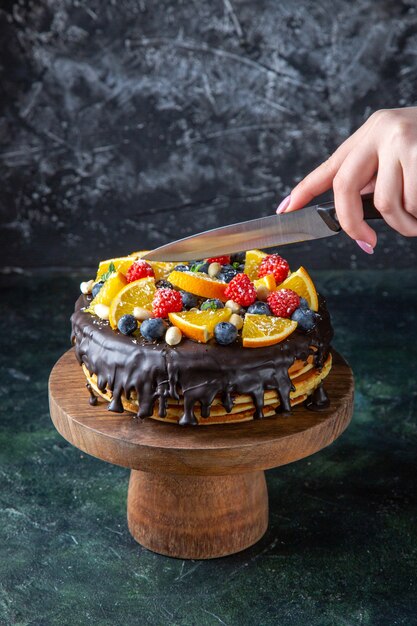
[305, 383, 330, 411]
[71, 295, 333, 425]
[86, 382, 98, 406]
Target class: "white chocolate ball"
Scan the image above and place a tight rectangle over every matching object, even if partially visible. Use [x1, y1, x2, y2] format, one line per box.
[94, 304, 110, 320]
[256, 285, 270, 301]
[165, 326, 182, 346]
[80, 279, 94, 295]
[229, 313, 243, 330]
[208, 262, 221, 278]
[133, 306, 152, 321]
[225, 300, 241, 314]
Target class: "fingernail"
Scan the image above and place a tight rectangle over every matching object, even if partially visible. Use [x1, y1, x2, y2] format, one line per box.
[276, 194, 291, 214]
[355, 240, 374, 255]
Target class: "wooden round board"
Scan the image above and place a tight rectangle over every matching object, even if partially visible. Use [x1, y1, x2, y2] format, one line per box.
[48, 348, 354, 559]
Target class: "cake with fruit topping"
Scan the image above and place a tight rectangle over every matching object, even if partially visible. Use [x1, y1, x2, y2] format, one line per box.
[71, 250, 333, 425]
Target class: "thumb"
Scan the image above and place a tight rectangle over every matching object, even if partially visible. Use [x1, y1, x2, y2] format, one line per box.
[278, 125, 368, 214]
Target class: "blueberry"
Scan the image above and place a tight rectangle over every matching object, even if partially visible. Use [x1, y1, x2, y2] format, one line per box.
[181, 290, 198, 309]
[231, 252, 246, 264]
[156, 279, 173, 289]
[214, 322, 238, 345]
[291, 307, 317, 331]
[174, 264, 189, 272]
[200, 298, 224, 311]
[217, 265, 238, 283]
[92, 281, 104, 298]
[190, 261, 209, 273]
[117, 314, 138, 336]
[140, 318, 166, 341]
[247, 301, 272, 315]
[299, 297, 309, 310]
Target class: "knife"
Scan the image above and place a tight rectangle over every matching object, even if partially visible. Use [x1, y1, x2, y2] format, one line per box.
[145, 193, 381, 262]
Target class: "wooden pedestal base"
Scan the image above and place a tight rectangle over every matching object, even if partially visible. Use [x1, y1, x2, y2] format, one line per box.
[127, 470, 268, 559]
[49, 349, 353, 559]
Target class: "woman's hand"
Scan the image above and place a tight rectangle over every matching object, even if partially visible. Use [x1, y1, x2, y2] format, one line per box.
[276, 107, 417, 254]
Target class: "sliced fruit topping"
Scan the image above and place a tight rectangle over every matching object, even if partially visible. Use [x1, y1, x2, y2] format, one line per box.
[148, 261, 177, 281]
[242, 314, 298, 348]
[267, 288, 300, 318]
[168, 309, 231, 343]
[129, 250, 150, 258]
[224, 273, 257, 307]
[108, 277, 156, 329]
[167, 270, 228, 301]
[126, 260, 155, 282]
[87, 272, 127, 311]
[276, 266, 319, 312]
[253, 273, 276, 292]
[152, 288, 183, 318]
[258, 254, 289, 283]
[95, 257, 137, 282]
[243, 249, 267, 280]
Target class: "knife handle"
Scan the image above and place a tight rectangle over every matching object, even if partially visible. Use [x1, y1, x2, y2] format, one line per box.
[317, 193, 382, 233]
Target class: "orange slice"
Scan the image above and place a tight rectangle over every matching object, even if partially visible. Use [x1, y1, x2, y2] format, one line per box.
[108, 277, 156, 330]
[95, 257, 136, 282]
[254, 273, 276, 291]
[168, 309, 231, 343]
[244, 249, 268, 280]
[129, 250, 150, 258]
[167, 271, 228, 301]
[276, 266, 319, 311]
[242, 314, 297, 348]
[87, 272, 127, 312]
[148, 261, 177, 281]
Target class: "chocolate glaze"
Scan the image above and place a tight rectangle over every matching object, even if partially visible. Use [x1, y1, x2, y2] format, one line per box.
[71, 295, 333, 425]
[304, 383, 330, 411]
[86, 382, 98, 406]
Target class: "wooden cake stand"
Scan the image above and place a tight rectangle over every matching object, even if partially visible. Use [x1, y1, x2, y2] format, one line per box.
[49, 349, 354, 560]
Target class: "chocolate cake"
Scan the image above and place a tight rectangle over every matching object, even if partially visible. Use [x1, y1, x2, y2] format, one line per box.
[71, 250, 333, 425]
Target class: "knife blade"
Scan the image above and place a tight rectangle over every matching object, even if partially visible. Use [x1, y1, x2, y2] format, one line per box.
[144, 194, 381, 262]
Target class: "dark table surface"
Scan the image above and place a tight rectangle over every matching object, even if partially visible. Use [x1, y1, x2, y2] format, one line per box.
[1, 269, 417, 626]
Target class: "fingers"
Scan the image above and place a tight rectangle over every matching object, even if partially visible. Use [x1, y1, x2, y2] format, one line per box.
[373, 158, 417, 237]
[360, 177, 376, 195]
[281, 119, 371, 214]
[401, 152, 417, 227]
[332, 147, 379, 247]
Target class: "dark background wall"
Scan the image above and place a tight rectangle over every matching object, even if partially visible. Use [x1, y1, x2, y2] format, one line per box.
[1, 0, 416, 272]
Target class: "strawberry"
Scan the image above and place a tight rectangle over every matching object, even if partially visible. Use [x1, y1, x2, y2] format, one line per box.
[152, 288, 183, 318]
[224, 274, 257, 307]
[206, 255, 231, 265]
[267, 289, 300, 318]
[126, 260, 154, 282]
[258, 254, 289, 284]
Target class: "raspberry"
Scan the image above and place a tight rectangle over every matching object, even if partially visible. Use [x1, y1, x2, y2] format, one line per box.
[267, 289, 300, 318]
[258, 254, 289, 284]
[224, 274, 257, 307]
[152, 288, 183, 318]
[126, 260, 154, 282]
[206, 255, 231, 265]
